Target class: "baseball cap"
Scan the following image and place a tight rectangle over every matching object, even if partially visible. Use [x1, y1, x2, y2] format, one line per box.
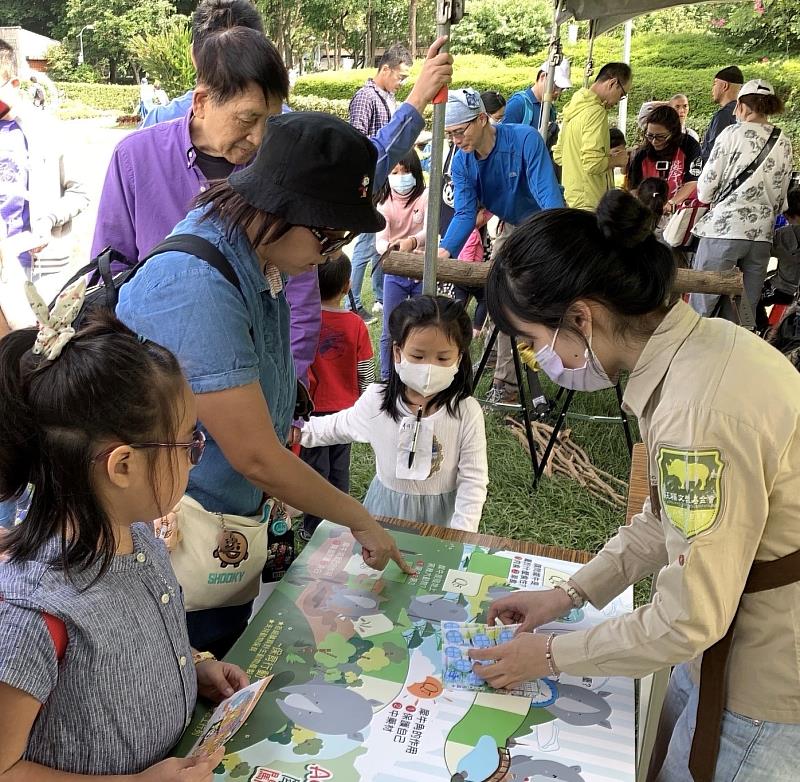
[444, 88, 486, 128]
[540, 58, 572, 90]
[738, 78, 775, 98]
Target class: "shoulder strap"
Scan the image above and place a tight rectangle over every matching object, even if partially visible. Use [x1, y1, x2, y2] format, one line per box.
[42, 612, 68, 662]
[714, 126, 782, 206]
[142, 234, 242, 296]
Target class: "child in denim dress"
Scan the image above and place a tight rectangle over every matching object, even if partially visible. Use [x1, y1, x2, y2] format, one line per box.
[0, 281, 248, 779]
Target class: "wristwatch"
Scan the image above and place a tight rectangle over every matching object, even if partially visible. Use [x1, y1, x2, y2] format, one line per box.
[192, 650, 216, 666]
[551, 577, 586, 609]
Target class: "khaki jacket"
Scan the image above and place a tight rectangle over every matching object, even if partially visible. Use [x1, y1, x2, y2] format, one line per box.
[554, 301, 800, 723]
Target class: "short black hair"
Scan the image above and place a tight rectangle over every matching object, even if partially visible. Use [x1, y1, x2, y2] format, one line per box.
[318, 253, 352, 300]
[481, 90, 506, 115]
[381, 296, 473, 421]
[635, 177, 669, 223]
[609, 127, 626, 148]
[0, 39, 15, 79]
[378, 44, 412, 71]
[195, 26, 289, 104]
[785, 188, 800, 218]
[192, 0, 264, 55]
[596, 62, 632, 85]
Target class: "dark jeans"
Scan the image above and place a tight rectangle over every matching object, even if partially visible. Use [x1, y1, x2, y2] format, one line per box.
[299, 442, 351, 534]
[454, 285, 487, 330]
[186, 601, 253, 658]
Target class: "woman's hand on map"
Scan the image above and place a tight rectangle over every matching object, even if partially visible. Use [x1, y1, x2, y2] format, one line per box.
[487, 588, 573, 633]
[468, 633, 550, 689]
[196, 659, 250, 703]
[136, 747, 225, 781]
[352, 519, 416, 575]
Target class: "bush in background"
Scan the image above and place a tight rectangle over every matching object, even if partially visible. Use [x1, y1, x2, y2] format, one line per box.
[130, 16, 195, 97]
[45, 43, 103, 83]
[55, 82, 139, 113]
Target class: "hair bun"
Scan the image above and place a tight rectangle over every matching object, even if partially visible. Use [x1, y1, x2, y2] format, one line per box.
[596, 189, 655, 249]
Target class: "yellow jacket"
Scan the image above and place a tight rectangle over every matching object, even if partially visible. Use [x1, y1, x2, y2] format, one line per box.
[553, 301, 800, 723]
[553, 88, 613, 211]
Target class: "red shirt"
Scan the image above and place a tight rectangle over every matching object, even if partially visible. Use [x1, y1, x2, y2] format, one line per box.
[308, 309, 373, 413]
[628, 134, 703, 199]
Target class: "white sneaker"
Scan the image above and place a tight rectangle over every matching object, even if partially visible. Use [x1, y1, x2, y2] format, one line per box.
[372, 301, 384, 314]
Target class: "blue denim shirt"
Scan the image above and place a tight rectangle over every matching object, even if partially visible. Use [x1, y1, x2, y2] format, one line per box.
[117, 206, 295, 516]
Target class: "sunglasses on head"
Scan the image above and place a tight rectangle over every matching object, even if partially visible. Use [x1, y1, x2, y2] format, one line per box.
[93, 429, 207, 466]
[303, 226, 355, 256]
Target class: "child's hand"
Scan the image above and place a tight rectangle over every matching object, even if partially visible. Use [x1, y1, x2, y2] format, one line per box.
[395, 238, 417, 253]
[196, 659, 250, 703]
[136, 747, 224, 781]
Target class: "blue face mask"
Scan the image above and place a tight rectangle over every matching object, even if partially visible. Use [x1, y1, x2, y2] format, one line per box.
[389, 172, 416, 195]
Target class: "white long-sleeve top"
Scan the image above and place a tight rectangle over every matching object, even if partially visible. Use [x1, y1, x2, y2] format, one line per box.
[300, 384, 488, 532]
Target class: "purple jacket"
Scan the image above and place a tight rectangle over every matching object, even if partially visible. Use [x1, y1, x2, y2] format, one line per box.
[92, 104, 425, 385]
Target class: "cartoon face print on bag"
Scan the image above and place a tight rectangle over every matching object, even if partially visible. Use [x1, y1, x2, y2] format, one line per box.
[214, 528, 250, 568]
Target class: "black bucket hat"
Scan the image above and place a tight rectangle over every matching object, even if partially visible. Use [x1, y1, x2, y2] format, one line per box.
[228, 111, 386, 234]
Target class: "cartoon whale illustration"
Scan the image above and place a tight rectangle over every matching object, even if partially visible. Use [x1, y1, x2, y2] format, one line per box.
[408, 593, 469, 622]
[508, 756, 586, 782]
[276, 682, 375, 739]
[547, 683, 613, 729]
[323, 588, 385, 618]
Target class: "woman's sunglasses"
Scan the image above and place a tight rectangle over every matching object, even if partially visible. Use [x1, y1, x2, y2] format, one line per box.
[304, 226, 354, 256]
[93, 429, 207, 466]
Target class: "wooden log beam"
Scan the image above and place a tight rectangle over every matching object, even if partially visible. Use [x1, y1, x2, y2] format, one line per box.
[382, 251, 745, 297]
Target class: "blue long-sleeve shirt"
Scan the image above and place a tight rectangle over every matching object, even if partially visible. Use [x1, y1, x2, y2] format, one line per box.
[441, 123, 564, 257]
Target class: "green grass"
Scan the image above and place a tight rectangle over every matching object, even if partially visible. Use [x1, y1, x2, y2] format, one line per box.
[349, 277, 651, 605]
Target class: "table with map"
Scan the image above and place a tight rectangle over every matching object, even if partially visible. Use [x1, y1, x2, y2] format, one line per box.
[176, 519, 636, 782]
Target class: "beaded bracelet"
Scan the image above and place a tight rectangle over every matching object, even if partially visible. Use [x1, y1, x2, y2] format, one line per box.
[545, 633, 559, 678]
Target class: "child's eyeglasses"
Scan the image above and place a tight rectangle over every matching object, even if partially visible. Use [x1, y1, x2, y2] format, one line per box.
[93, 429, 206, 466]
[304, 226, 354, 256]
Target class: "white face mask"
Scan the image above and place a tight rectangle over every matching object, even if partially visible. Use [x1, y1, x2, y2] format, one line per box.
[534, 328, 614, 392]
[395, 355, 459, 397]
[389, 172, 416, 195]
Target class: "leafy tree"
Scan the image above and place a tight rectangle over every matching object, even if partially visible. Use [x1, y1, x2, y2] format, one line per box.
[450, 0, 550, 58]
[131, 15, 194, 95]
[713, 0, 800, 55]
[64, 0, 177, 82]
[44, 42, 102, 82]
[0, 0, 68, 38]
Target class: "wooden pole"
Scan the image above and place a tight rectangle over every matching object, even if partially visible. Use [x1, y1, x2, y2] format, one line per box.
[382, 251, 746, 297]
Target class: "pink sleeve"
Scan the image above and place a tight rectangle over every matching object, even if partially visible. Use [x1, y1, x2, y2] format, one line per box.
[457, 229, 484, 262]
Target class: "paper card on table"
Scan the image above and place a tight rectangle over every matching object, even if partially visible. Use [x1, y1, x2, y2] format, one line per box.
[344, 554, 384, 578]
[352, 612, 395, 638]
[442, 568, 482, 596]
[189, 677, 271, 758]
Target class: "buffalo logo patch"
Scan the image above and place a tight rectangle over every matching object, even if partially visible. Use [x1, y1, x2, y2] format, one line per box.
[657, 447, 725, 538]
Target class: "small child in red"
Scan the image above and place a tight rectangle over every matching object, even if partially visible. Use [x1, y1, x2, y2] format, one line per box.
[299, 254, 375, 540]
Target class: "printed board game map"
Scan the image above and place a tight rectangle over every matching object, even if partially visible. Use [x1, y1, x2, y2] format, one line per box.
[176, 522, 635, 782]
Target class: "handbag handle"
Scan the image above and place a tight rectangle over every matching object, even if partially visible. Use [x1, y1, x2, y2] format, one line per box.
[712, 126, 782, 207]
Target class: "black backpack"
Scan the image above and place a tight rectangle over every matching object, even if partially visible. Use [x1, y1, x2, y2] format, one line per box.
[51, 234, 241, 327]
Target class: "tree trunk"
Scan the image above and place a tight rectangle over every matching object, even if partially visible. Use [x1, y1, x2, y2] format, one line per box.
[408, 0, 418, 57]
[325, 36, 331, 71]
[381, 252, 747, 297]
[109, 58, 118, 84]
